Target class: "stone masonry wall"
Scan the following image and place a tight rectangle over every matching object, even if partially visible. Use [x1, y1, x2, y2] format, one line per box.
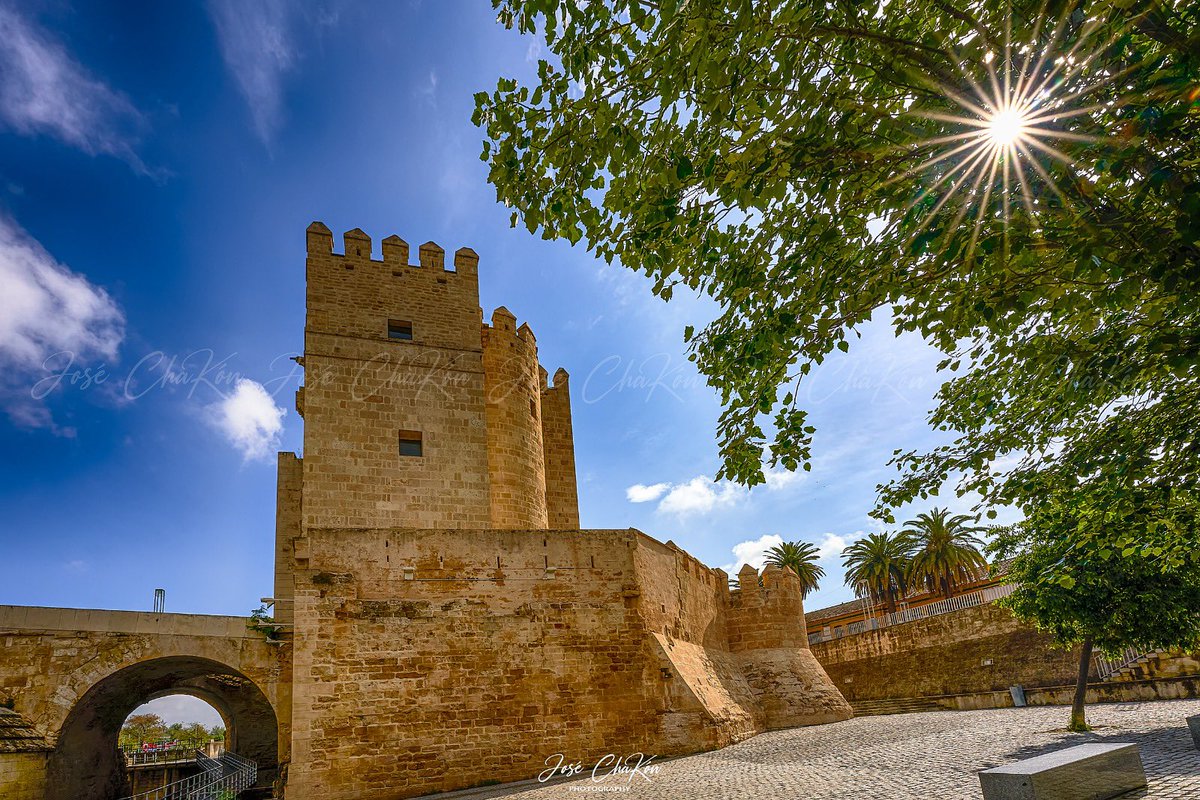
[274, 452, 302, 627]
[301, 223, 493, 530]
[0, 709, 49, 800]
[0, 606, 288, 799]
[285, 527, 849, 799]
[727, 565, 854, 728]
[540, 368, 580, 529]
[810, 601, 1082, 702]
[482, 308, 548, 529]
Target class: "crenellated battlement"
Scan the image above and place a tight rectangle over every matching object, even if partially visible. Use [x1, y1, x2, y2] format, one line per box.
[537, 366, 573, 393]
[728, 563, 808, 652]
[304, 221, 477, 280]
[482, 306, 539, 355]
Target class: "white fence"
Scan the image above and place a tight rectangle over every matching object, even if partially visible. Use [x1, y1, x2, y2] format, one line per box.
[808, 583, 1017, 645]
[1093, 647, 1154, 681]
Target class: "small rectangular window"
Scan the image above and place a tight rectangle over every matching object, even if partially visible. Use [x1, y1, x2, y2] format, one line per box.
[388, 319, 413, 340]
[398, 430, 423, 457]
[529, 399, 537, 417]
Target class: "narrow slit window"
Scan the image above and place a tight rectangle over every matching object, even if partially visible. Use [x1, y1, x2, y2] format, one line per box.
[388, 319, 413, 340]
[529, 398, 537, 417]
[398, 430, 423, 457]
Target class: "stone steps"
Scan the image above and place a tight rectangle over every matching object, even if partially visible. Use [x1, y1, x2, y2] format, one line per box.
[850, 697, 948, 716]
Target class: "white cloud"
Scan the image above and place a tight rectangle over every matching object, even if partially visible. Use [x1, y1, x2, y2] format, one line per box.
[626, 482, 670, 503]
[815, 533, 846, 559]
[0, 217, 124, 368]
[208, 379, 286, 461]
[0, 216, 124, 433]
[415, 70, 438, 107]
[658, 475, 743, 516]
[719, 532, 846, 577]
[207, 0, 299, 143]
[63, 559, 88, 573]
[0, 7, 146, 167]
[720, 533, 784, 575]
[625, 466, 803, 517]
[763, 466, 803, 490]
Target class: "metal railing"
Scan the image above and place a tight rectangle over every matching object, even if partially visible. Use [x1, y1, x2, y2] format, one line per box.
[125, 746, 218, 767]
[120, 750, 257, 800]
[808, 583, 1018, 645]
[1094, 647, 1156, 681]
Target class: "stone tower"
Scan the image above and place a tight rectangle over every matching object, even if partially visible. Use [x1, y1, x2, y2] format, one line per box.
[273, 222, 581, 621]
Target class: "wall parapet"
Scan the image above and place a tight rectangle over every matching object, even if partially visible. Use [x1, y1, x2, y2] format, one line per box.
[0, 605, 255, 639]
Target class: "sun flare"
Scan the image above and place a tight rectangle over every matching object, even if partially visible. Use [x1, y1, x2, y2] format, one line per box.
[987, 107, 1029, 146]
[895, 3, 1116, 265]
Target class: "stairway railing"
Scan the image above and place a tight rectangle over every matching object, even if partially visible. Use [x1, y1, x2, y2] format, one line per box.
[1093, 647, 1152, 681]
[120, 750, 257, 800]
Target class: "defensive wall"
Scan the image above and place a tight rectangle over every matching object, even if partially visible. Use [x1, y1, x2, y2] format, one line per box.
[285, 527, 850, 799]
[809, 599, 1200, 712]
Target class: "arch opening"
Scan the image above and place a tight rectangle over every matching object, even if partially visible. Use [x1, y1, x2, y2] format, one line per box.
[46, 656, 278, 800]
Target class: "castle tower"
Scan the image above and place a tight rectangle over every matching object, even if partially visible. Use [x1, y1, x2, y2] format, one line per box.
[275, 223, 583, 621]
[482, 308, 549, 529]
[541, 367, 580, 528]
[296, 223, 493, 530]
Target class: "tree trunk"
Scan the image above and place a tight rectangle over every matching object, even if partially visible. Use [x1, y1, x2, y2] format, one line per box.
[1069, 639, 1093, 731]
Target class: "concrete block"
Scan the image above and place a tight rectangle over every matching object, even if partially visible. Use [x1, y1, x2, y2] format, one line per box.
[1188, 714, 1200, 750]
[979, 742, 1146, 800]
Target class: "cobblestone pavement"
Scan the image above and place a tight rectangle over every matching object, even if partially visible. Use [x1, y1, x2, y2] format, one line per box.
[434, 700, 1200, 800]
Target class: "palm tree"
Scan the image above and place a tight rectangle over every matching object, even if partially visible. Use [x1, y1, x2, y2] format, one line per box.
[901, 508, 988, 598]
[841, 533, 910, 613]
[764, 541, 824, 597]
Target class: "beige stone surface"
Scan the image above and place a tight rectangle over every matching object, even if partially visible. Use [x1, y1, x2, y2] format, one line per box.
[540, 369, 579, 529]
[0, 752, 48, 800]
[0, 605, 287, 799]
[284, 527, 849, 799]
[810, 602, 1082, 702]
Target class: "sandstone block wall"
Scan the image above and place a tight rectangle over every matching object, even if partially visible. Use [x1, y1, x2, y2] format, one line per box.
[0, 606, 288, 799]
[810, 601, 1082, 701]
[297, 222, 580, 533]
[482, 308, 548, 529]
[0, 752, 48, 800]
[274, 452, 302, 627]
[301, 223, 493, 531]
[0, 709, 49, 800]
[727, 564, 852, 728]
[284, 528, 850, 799]
[540, 368, 580, 529]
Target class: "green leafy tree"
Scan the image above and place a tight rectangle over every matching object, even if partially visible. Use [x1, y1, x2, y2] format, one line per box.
[901, 508, 988, 598]
[992, 498, 1200, 731]
[764, 541, 825, 597]
[474, 0, 1200, 566]
[120, 713, 166, 748]
[842, 533, 911, 613]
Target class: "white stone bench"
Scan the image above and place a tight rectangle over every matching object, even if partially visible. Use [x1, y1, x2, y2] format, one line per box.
[978, 742, 1146, 800]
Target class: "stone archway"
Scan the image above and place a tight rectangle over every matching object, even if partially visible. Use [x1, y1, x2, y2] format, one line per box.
[45, 656, 279, 800]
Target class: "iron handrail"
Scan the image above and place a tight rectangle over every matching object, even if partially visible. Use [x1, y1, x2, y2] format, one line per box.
[808, 583, 1018, 644]
[119, 750, 256, 800]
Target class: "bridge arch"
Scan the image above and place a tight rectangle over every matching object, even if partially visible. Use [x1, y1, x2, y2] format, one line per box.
[45, 655, 278, 800]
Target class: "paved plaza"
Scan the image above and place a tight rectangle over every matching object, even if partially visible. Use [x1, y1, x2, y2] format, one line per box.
[436, 699, 1200, 800]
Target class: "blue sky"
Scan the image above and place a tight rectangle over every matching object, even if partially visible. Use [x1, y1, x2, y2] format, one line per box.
[0, 0, 1016, 673]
